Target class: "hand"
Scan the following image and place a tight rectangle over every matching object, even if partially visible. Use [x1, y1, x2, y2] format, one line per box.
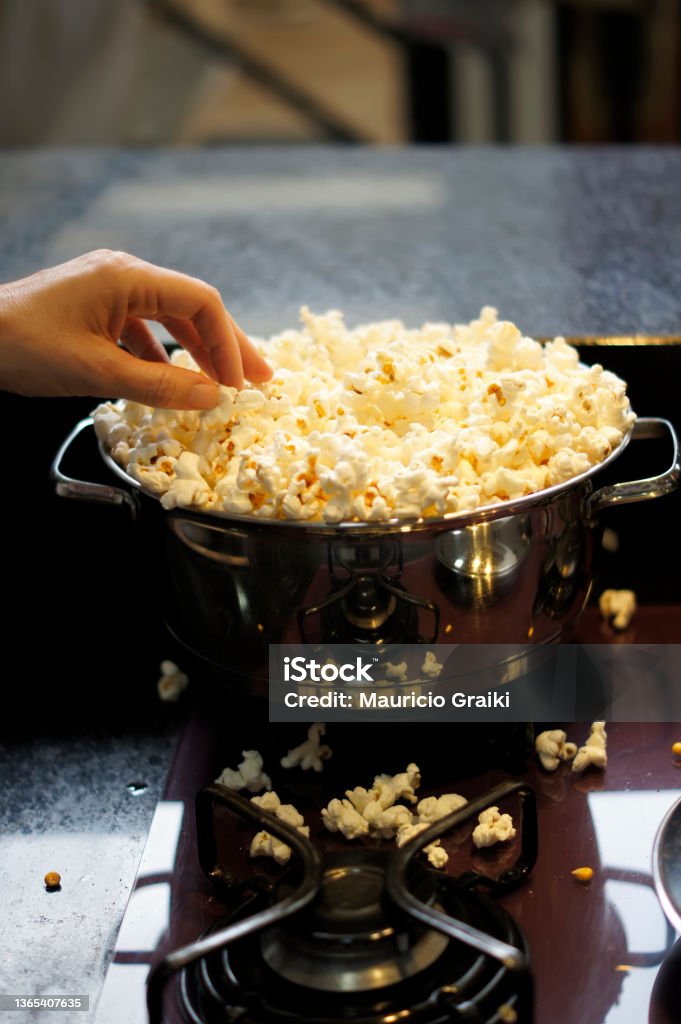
[0, 250, 272, 408]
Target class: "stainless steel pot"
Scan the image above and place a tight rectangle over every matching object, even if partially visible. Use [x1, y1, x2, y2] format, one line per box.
[52, 417, 679, 693]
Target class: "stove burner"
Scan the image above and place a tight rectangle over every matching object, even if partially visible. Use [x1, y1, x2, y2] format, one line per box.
[298, 541, 439, 643]
[262, 850, 449, 991]
[178, 883, 530, 1024]
[147, 781, 537, 1024]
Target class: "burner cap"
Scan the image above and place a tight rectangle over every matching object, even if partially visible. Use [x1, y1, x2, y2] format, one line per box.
[261, 849, 448, 992]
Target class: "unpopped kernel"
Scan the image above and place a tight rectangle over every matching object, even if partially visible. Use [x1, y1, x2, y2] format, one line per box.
[94, 308, 636, 523]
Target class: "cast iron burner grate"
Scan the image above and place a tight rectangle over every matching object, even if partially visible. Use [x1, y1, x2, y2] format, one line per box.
[147, 782, 537, 1024]
[298, 540, 439, 643]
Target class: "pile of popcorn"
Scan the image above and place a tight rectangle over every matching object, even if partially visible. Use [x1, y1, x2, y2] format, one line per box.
[94, 307, 636, 523]
[322, 763, 515, 867]
[218, 746, 517, 869]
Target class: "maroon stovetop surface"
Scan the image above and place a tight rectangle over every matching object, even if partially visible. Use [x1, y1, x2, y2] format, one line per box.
[103, 606, 681, 1024]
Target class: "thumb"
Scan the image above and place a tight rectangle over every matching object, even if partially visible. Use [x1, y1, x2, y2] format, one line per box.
[105, 348, 219, 409]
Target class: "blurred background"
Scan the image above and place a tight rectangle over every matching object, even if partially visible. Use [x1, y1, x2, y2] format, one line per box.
[1, 0, 680, 147]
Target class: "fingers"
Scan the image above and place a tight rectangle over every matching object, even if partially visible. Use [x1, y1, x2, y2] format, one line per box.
[124, 311, 272, 401]
[159, 313, 272, 385]
[229, 315, 273, 383]
[191, 300, 245, 389]
[120, 317, 170, 364]
[116, 257, 272, 388]
[156, 316, 222, 380]
[95, 345, 219, 410]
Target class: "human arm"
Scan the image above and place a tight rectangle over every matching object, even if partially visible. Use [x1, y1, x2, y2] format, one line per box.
[0, 250, 272, 408]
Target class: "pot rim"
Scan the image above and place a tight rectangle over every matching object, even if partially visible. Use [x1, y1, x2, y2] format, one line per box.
[97, 424, 634, 536]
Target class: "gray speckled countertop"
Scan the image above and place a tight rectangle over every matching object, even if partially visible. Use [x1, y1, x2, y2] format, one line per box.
[2, 146, 681, 337]
[0, 146, 680, 1021]
[0, 719, 182, 1023]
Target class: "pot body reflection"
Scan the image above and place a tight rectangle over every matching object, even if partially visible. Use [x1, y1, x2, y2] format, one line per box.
[158, 486, 593, 693]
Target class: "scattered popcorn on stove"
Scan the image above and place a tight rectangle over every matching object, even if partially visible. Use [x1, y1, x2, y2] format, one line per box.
[250, 831, 292, 865]
[598, 589, 637, 631]
[423, 844, 449, 870]
[535, 729, 578, 772]
[472, 806, 516, 848]
[368, 804, 414, 839]
[327, 762, 448, 864]
[373, 763, 422, 805]
[93, 308, 636, 522]
[322, 798, 370, 839]
[421, 650, 443, 678]
[215, 750, 272, 793]
[323, 764, 422, 840]
[571, 721, 607, 773]
[157, 659, 189, 702]
[344, 786, 376, 814]
[416, 793, 468, 823]
[250, 790, 281, 814]
[280, 723, 332, 773]
[396, 822, 448, 869]
[385, 661, 408, 681]
[249, 792, 310, 865]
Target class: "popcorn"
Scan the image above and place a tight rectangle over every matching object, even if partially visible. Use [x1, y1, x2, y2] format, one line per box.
[472, 806, 516, 848]
[395, 822, 448, 869]
[324, 764, 466, 870]
[369, 804, 414, 839]
[280, 723, 332, 773]
[322, 798, 370, 839]
[92, 402, 133, 448]
[250, 791, 281, 814]
[160, 450, 212, 510]
[416, 793, 468, 823]
[157, 659, 189, 702]
[423, 844, 449, 870]
[571, 721, 608, 773]
[344, 786, 376, 814]
[421, 651, 443, 678]
[373, 763, 422, 806]
[598, 589, 637, 631]
[249, 792, 310, 865]
[250, 830, 292, 865]
[94, 308, 636, 523]
[215, 750, 272, 793]
[534, 729, 578, 772]
[323, 763, 421, 841]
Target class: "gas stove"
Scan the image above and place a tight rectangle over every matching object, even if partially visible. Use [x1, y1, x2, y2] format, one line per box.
[92, 634, 681, 1024]
[146, 779, 536, 1024]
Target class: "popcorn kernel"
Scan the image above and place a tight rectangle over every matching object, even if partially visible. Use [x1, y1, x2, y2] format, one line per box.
[571, 866, 594, 882]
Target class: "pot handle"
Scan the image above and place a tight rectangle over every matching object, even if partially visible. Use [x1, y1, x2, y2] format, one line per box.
[588, 417, 680, 515]
[51, 417, 139, 519]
